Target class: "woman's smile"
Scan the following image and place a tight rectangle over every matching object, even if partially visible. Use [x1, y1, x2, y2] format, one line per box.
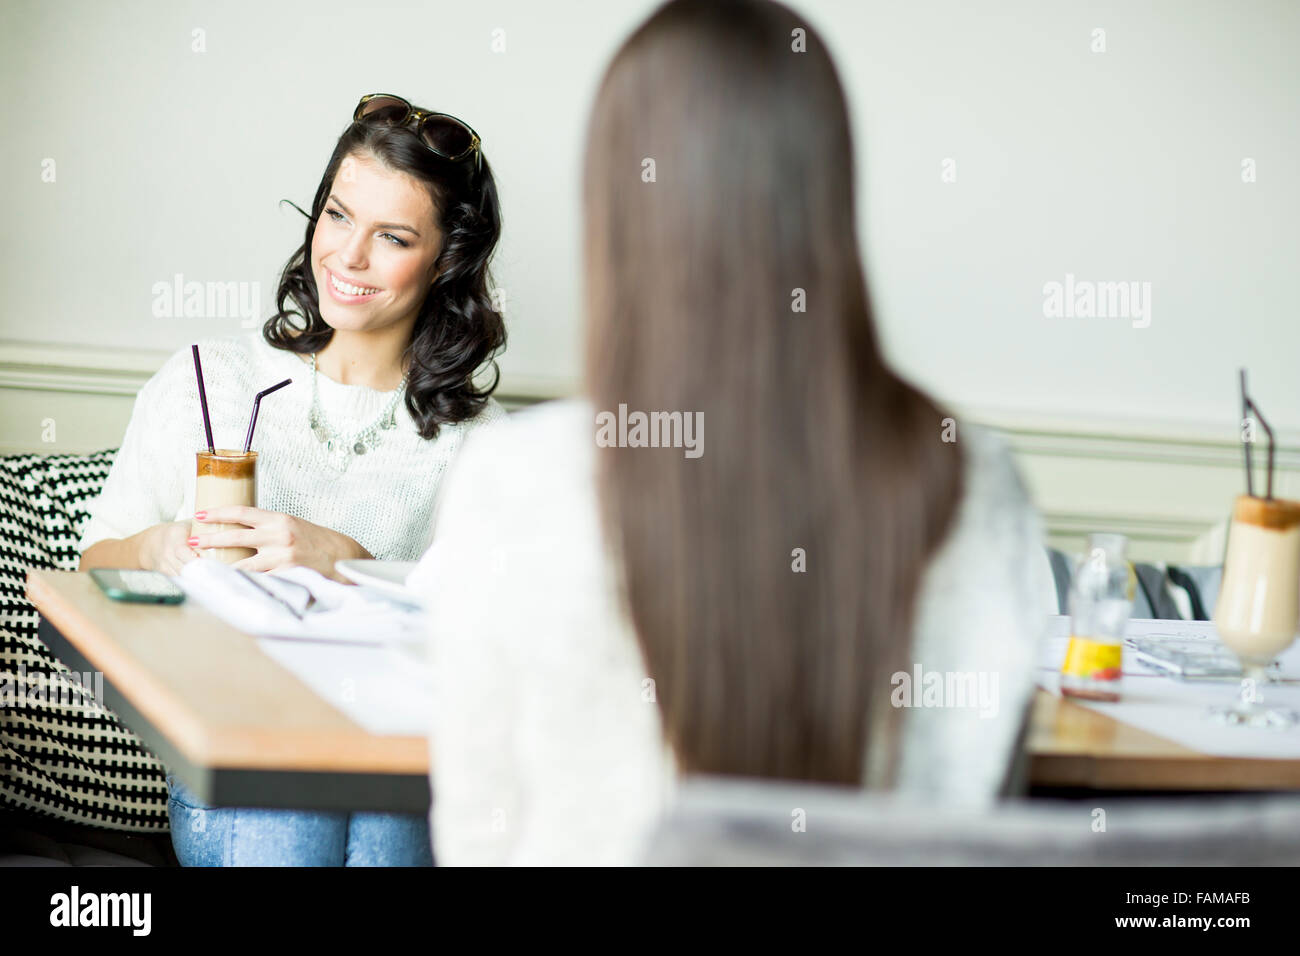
[323, 266, 383, 304]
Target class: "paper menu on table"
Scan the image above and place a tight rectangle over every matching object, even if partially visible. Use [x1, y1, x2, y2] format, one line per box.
[177, 560, 424, 647]
[256, 638, 433, 737]
[1036, 669, 1300, 758]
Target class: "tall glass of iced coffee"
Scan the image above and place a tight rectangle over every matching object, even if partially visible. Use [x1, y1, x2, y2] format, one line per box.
[191, 449, 258, 564]
[1212, 494, 1300, 727]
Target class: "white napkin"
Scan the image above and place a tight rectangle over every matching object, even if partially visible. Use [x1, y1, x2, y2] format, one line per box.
[177, 560, 425, 646]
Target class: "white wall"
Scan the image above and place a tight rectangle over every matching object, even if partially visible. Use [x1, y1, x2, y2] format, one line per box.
[3, 0, 1297, 424]
[0, 0, 652, 395]
[2, 0, 1299, 562]
[848, 0, 1300, 427]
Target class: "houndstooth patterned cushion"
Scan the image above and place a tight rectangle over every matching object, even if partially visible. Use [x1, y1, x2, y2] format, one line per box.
[0, 450, 168, 832]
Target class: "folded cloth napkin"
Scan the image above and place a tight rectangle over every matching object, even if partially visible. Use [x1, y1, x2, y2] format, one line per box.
[176, 560, 424, 645]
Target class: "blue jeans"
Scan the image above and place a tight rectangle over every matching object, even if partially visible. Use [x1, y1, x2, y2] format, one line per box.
[165, 773, 434, 867]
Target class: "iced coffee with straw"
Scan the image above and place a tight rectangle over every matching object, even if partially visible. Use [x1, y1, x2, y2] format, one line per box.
[191, 449, 258, 564]
[1214, 496, 1300, 665]
[1210, 370, 1300, 726]
[186, 342, 287, 565]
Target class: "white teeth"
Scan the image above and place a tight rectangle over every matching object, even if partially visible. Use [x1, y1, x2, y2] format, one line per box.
[329, 273, 379, 296]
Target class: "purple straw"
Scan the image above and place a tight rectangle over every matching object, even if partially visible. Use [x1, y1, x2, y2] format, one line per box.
[243, 378, 292, 453]
[191, 345, 215, 454]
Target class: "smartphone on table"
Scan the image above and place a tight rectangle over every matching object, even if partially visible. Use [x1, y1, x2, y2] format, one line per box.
[89, 569, 186, 605]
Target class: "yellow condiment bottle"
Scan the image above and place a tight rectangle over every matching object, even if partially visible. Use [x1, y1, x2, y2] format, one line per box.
[1061, 536, 1134, 703]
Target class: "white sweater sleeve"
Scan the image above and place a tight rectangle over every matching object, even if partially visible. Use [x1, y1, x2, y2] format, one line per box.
[414, 402, 510, 557]
[77, 351, 192, 554]
[891, 425, 1050, 806]
[414, 426, 523, 866]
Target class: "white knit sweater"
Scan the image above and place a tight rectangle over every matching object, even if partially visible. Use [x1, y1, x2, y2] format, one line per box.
[414, 399, 1052, 866]
[78, 332, 505, 561]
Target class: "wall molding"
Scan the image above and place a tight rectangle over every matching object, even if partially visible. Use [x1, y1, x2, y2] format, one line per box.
[960, 405, 1277, 562]
[0, 341, 162, 396]
[963, 405, 1300, 469]
[0, 340, 1269, 562]
[0, 339, 576, 407]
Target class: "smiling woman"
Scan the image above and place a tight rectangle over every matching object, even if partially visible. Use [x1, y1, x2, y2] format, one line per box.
[310, 158, 441, 356]
[267, 96, 504, 424]
[73, 92, 508, 867]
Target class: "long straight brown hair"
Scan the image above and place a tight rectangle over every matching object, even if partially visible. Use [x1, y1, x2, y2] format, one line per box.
[584, 0, 964, 786]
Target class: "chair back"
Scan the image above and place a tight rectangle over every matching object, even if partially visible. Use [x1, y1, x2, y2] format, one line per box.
[642, 775, 1300, 865]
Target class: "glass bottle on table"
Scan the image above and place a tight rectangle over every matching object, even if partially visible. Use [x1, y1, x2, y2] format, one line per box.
[1061, 533, 1134, 702]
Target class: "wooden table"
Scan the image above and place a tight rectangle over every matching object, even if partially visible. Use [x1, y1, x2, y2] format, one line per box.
[1028, 689, 1300, 791]
[29, 570, 1300, 807]
[26, 570, 430, 813]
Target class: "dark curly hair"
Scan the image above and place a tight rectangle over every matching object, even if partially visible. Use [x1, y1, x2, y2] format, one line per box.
[264, 99, 505, 440]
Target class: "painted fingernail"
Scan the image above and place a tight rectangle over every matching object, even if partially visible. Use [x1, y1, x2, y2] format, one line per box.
[195, 511, 207, 520]
[187, 537, 199, 547]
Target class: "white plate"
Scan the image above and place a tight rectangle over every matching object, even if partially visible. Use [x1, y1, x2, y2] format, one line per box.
[335, 559, 421, 605]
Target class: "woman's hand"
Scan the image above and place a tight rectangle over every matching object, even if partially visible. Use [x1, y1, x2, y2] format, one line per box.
[139, 521, 201, 575]
[189, 507, 372, 581]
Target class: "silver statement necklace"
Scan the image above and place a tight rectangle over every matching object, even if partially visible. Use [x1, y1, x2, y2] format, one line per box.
[308, 353, 407, 469]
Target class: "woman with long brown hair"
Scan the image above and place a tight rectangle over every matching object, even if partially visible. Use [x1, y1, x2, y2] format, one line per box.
[416, 0, 1048, 864]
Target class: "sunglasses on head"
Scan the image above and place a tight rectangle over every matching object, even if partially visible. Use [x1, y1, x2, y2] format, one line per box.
[353, 93, 483, 179]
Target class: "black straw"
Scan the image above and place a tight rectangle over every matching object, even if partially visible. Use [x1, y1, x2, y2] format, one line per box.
[243, 378, 292, 453]
[1240, 369, 1276, 500]
[1241, 370, 1253, 499]
[1261, 401, 1276, 501]
[192, 345, 215, 454]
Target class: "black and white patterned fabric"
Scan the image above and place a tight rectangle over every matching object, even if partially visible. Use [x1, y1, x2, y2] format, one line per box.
[0, 450, 168, 832]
